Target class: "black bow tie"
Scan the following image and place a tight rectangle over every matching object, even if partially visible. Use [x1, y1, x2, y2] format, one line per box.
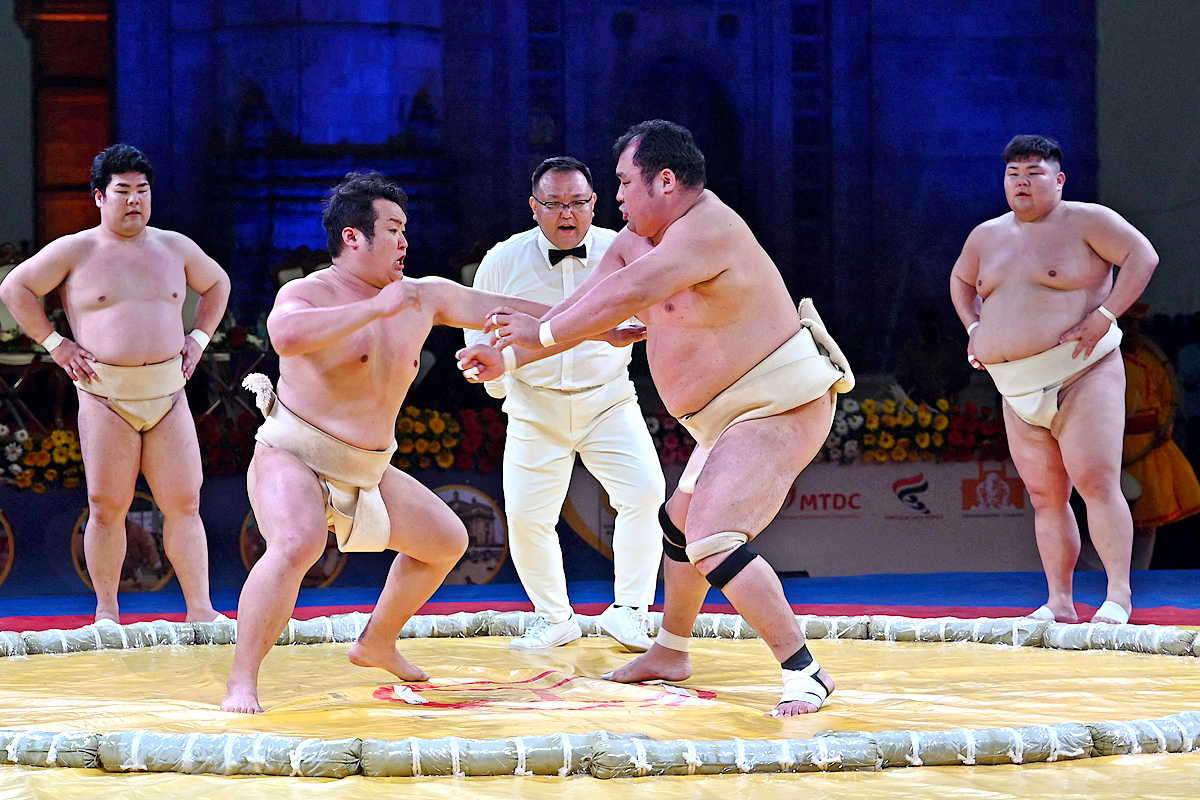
[548, 245, 586, 266]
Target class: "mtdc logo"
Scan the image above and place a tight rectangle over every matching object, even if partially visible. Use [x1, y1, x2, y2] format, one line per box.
[892, 473, 931, 515]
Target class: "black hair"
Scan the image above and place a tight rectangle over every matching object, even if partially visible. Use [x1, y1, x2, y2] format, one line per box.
[531, 156, 593, 194]
[612, 120, 706, 189]
[90, 144, 155, 193]
[322, 172, 409, 257]
[1001, 135, 1063, 166]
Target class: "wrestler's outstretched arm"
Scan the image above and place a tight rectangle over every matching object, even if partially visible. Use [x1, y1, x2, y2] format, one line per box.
[489, 223, 724, 351]
[1058, 205, 1159, 357]
[949, 227, 985, 370]
[174, 232, 231, 378]
[0, 234, 98, 380]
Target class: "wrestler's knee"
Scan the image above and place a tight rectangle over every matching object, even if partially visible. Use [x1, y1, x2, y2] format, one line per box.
[1024, 481, 1072, 511]
[87, 490, 135, 528]
[1071, 464, 1122, 502]
[154, 488, 202, 519]
[686, 531, 759, 588]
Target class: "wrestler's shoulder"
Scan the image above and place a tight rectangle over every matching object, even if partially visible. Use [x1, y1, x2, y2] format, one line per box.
[1060, 200, 1126, 226]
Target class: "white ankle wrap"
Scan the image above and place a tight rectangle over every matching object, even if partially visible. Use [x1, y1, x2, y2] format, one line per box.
[654, 628, 691, 652]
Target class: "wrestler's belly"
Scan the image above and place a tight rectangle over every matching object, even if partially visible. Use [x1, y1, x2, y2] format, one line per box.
[68, 305, 186, 366]
[648, 330, 792, 418]
[972, 293, 1094, 364]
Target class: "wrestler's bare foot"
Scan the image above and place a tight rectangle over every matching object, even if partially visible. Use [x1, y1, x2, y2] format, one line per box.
[601, 644, 691, 684]
[221, 683, 263, 714]
[347, 641, 430, 682]
[769, 668, 835, 717]
[186, 610, 224, 623]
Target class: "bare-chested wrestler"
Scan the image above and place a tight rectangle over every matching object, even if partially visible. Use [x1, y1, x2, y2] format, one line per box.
[220, 172, 638, 714]
[0, 144, 229, 624]
[950, 135, 1158, 625]
[461, 121, 854, 716]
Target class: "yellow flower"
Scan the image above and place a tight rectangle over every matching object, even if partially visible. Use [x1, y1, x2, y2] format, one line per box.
[861, 398, 877, 414]
[864, 415, 879, 430]
[405, 406, 420, 419]
[436, 451, 455, 468]
[52, 446, 70, 464]
[936, 399, 950, 412]
[429, 417, 446, 435]
[915, 432, 931, 449]
[40, 438, 52, 451]
[427, 440, 441, 454]
[394, 456, 411, 470]
[881, 414, 896, 428]
[414, 439, 429, 454]
[32, 482, 46, 493]
[21, 439, 32, 451]
[68, 445, 82, 462]
[932, 432, 944, 447]
[902, 398, 917, 412]
[15, 469, 31, 488]
[907, 450, 920, 462]
[863, 433, 877, 446]
[63, 477, 80, 489]
[412, 421, 427, 435]
[397, 417, 414, 434]
[917, 410, 933, 427]
[897, 412, 915, 427]
[442, 435, 458, 449]
[882, 399, 897, 415]
[43, 468, 58, 482]
[51, 430, 70, 446]
[878, 432, 895, 449]
[447, 419, 461, 434]
[398, 438, 414, 454]
[895, 438, 911, 450]
[418, 456, 431, 469]
[62, 430, 78, 445]
[933, 415, 949, 431]
[891, 447, 908, 462]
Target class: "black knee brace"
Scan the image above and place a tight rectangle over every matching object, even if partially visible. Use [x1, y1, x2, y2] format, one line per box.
[660, 504, 689, 563]
[704, 543, 759, 589]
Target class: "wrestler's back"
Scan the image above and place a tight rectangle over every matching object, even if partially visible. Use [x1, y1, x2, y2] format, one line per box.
[637, 195, 803, 417]
[275, 275, 424, 452]
[971, 202, 1114, 364]
[60, 227, 189, 366]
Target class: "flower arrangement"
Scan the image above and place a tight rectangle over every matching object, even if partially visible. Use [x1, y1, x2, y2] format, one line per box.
[643, 407, 697, 465]
[0, 329, 35, 353]
[196, 411, 258, 477]
[2, 426, 84, 491]
[393, 406, 506, 473]
[822, 396, 1007, 465]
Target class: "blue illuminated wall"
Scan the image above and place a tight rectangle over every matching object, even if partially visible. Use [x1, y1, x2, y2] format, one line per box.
[114, 1, 1097, 367]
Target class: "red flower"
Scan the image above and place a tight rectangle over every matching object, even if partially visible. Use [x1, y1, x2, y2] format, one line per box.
[455, 453, 474, 470]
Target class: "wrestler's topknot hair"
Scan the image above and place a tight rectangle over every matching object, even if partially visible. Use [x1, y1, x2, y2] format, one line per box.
[1001, 135, 1063, 166]
[613, 120, 706, 190]
[532, 156, 593, 194]
[90, 144, 154, 193]
[323, 172, 409, 257]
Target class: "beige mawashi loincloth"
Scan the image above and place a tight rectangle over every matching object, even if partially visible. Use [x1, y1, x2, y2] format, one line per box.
[248, 376, 398, 553]
[675, 298, 854, 494]
[74, 356, 186, 432]
[984, 321, 1122, 430]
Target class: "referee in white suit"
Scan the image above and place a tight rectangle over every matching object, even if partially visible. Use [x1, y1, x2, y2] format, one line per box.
[463, 157, 665, 651]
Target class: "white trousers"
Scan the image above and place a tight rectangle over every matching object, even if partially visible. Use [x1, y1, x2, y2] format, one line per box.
[502, 378, 665, 623]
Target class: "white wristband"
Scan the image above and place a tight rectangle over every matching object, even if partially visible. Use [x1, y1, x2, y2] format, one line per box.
[188, 329, 211, 350]
[40, 331, 66, 352]
[967, 321, 980, 335]
[1097, 305, 1117, 323]
[538, 320, 556, 348]
[501, 346, 517, 373]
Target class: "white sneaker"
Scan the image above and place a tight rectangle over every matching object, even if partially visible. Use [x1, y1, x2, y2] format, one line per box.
[509, 615, 582, 650]
[597, 604, 652, 652]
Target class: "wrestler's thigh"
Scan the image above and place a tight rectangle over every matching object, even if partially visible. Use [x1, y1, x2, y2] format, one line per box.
[246, 444, 329, 552]
[1002, 401, 1070, 498]
[685, 391, 833, 541]
[75, 389, 141, 502]
[140, 392, 203, 504]
[377, 466, 468, 561]
[1054, 351, 1125, 481]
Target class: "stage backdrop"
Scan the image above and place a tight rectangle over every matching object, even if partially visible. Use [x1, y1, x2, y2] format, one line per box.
[563, 460, 1039, 577]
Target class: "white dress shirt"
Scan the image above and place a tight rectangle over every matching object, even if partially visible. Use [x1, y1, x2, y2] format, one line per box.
[465, 226, 629, 395]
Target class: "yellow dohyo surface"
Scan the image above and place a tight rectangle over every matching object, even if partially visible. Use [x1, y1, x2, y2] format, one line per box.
[0, 635, 1198, 797]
